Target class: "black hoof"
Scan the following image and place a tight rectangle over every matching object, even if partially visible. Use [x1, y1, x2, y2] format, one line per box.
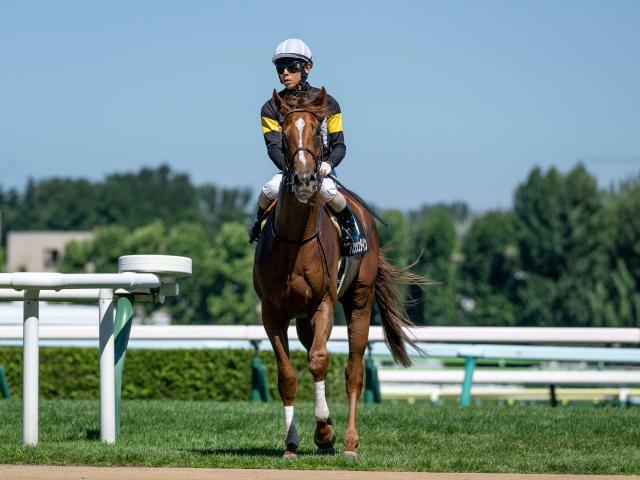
[314, 431, 336, 450]
[283, 443, 298, 458]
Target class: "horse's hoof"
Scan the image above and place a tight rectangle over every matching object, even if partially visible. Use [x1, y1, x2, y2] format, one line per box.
[283, 443, 298, 458]
[314, 431, 336, 450]
[344, 450, 358, 458]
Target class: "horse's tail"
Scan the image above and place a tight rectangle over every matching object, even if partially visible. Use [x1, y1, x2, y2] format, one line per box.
[374, 252, 427, 367]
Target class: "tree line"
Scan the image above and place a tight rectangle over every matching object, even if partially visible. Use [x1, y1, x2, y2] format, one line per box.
[0, 163, 638, 327]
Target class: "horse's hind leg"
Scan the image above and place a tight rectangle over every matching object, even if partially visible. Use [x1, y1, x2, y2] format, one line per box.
[342, 284, 375, 457]
[262, 303, 299, 457]
[304, 298, 337, 452]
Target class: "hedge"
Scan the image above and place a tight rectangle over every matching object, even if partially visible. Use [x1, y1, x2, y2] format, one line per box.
[0, 347, 349, 401]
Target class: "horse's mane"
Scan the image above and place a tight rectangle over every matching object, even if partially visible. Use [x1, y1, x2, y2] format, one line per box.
[282, 94, 336, 119]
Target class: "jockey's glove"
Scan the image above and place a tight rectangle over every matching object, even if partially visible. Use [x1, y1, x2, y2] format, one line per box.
[319, 162, 332, 177]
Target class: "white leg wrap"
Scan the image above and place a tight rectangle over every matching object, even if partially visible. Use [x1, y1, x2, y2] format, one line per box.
[314, 381, 330, 422]
[284, 405, 299, 447]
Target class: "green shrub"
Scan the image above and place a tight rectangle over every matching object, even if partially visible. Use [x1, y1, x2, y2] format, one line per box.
[0, 347, 348, 401]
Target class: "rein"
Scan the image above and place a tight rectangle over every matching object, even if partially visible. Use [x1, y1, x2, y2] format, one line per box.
[270, 107, 331, 282]
[270, 210, 321, 245]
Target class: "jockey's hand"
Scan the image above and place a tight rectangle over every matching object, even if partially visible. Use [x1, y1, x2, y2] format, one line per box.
[319, 162, 332, 177]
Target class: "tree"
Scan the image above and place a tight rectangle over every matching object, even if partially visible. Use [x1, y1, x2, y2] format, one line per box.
[205, 222, 258, 325]
[98, 165, 199, 228]
[513, 164, 608, 326]
[610, 178, 640, 287]
[61, 220, 258, 325]
[378, 209, 410, 268]
[196, 184, 252, 239]
[406, 207, 458, 325]
[0, 165, 252, 239]
[459, 211, 518, 326]
[591, 176, 640, 327]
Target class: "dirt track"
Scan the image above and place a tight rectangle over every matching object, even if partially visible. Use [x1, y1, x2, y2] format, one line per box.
[0, 466, 638, 480]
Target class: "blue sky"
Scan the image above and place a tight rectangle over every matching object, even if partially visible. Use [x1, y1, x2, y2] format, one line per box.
[1, 1, 639, 211]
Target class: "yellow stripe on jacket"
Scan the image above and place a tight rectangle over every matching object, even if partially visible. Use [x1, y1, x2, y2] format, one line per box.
[261, 116, 280, 134]
[327, 113, 343, 134]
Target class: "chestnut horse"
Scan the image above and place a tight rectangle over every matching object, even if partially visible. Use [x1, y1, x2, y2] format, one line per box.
[253, 87, 422, 457]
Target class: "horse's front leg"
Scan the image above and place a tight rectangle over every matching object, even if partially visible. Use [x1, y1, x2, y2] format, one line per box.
[307, 297, 337, 452]
[262, 302, 299, 457]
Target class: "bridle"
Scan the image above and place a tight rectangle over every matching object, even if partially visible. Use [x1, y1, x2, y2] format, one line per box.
[280, 108, 324, 181]
[271, 108, 325, 245]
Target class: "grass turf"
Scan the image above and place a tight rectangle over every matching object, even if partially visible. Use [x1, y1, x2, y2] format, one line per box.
[1, 400, 639, 473]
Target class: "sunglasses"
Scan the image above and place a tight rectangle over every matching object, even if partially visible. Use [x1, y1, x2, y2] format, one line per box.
[275, 59, 306, 74]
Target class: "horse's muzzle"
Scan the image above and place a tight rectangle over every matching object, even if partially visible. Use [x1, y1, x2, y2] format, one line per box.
[293, 172, 319, 203]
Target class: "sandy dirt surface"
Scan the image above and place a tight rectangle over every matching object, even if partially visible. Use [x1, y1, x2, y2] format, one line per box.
[0, 466, 638, 480]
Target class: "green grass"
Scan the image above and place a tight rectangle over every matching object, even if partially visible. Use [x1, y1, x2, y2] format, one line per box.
[1, 400, 640, 473]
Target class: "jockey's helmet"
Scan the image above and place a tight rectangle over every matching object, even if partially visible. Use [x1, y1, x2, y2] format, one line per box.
[272, 39, 313, 66]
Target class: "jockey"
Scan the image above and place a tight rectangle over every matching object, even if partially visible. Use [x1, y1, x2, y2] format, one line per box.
[249, 38, 367, 256]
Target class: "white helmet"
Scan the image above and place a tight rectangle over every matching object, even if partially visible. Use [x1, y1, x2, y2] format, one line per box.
[272, 38, 313, 65]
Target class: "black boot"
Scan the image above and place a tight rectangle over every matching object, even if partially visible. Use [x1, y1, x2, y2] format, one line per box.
[248, 207, 266, 243]
[333, 205, 368, 256]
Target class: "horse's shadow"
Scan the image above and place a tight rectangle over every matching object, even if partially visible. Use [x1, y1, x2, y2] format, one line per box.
[186, 447, 282, 457]
[84, 428, 100, 441]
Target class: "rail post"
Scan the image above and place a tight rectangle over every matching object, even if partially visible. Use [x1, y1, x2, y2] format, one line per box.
[114, 293, 135, 438]
[549, 384, 558, 407]
[459, 356, 476, 407]
[0, 365, 10, 399]
[364, 343, 381, 404]
[23, 289, 39, 445]
[99, 289, 116, 443]
[250, 341, 270, 403]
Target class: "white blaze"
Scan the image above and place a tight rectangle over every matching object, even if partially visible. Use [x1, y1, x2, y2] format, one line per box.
[295, 117, 306, 167]
[284, 405, 299, 448]
[314, 381, 330, 422]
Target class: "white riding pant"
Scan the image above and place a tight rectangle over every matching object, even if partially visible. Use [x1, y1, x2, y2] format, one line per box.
[261, 173, 338, 203]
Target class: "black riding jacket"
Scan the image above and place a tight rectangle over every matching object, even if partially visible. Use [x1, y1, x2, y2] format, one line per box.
[260, 82, 346, 171]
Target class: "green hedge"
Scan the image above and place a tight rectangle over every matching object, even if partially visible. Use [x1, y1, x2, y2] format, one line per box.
[0, 347, 349, 401]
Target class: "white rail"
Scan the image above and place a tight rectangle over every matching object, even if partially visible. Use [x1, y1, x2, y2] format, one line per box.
[378, 369, 640, 385]
[1, 324, 638, 344]
[0, 288, 100, 302]
[0, 272, 162, 290]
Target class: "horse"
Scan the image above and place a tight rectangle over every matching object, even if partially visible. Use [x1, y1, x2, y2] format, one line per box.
[253, 87, 424, 457]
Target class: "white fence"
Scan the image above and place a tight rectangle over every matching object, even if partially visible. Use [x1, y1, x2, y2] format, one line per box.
[1, 324, 639, 345]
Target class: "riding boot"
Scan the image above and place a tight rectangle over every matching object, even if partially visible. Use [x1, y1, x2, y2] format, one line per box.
[248, 206, 266, 243]
[333, 204, 368, 256]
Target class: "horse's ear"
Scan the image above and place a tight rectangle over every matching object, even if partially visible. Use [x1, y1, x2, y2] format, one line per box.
[272, 89, 289, 116]
[312, 87, 327, 107]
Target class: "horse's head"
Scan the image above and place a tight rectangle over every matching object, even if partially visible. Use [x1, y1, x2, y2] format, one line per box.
[273, 87, 328, 204]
